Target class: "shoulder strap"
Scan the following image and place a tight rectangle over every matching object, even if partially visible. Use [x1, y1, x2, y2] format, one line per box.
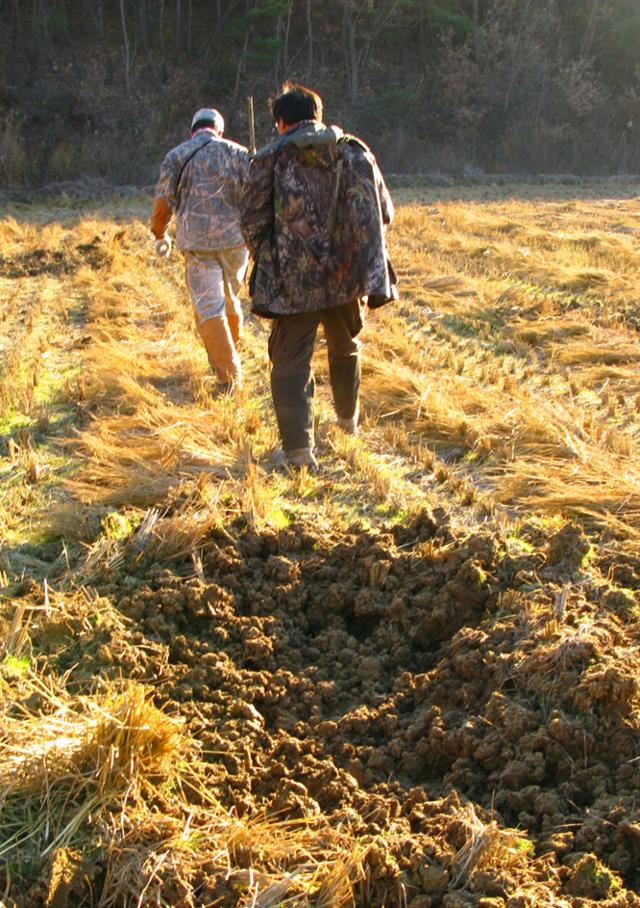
[175, 137, 214, 200]
[338, 133, 371, 154]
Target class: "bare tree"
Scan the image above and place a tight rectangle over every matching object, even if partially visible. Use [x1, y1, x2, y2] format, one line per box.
[174, 0, 181, 63]
[341, 0, 401, 104]
[159, 0, 166, 59]
[119, 0, 131, 92]
[306, 0, 313, 77]
[139, 0, 149, 53]
[580, 0, 600, 58]
[275, 0, 294, 84]
[341, 0, 359, 102]
[283, 0, 293, 75]
[229, 4, 251, 131]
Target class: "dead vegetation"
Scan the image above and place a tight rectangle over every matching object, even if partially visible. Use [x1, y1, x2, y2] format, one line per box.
[2, 184, 640, 906]
[367, 191, 640, 548]
[0, 672, 379, 907]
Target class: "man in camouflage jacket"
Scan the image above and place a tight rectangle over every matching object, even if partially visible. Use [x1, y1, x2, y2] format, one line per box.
[240, 84, 396, 470]
[151, 107, 249, 391]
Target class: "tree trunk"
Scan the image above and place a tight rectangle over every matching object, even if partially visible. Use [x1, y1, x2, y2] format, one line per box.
[275, 12, 284, 84]
[342, 0, 359, 103]
[174, 0, 181, 63]
[503, 0, 529, 112]
[283, 0, 293, 76]
[580, 0, 599, 59]
[418, 0, 426, 61]
[9, 0, 21, 48]
[229, 29, 249, 131]
[306, 0, 313, 77]
[33, 0, 49, 45]
[139, 0, 149, 53]
[159, 0, 165, 58]
[120, 0, 131, 92]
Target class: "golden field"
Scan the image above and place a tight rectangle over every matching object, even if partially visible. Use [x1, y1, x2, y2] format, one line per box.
[1, 182, 640, 907]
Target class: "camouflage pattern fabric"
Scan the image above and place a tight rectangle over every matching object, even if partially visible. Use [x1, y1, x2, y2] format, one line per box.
[184, 246, 249, 324]
[240, 120, 396, 318]
[155, 130, 249, 252]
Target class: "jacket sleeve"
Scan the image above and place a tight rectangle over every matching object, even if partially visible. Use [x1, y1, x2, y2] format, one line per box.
[240, 154, 275, 257]
[150, 151, 178, 237]
[237, 147, 250, 185]
[373, 159, 394, 226]
[154, 150, 179, 210]
[232, 147, 251, 208]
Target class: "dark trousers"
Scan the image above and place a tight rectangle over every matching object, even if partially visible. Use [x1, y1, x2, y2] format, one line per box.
[268, 299, 364, 452]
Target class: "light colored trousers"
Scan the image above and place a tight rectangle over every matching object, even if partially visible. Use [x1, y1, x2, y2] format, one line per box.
[184, 246, 249, 327]
[183, 246, 249, 384]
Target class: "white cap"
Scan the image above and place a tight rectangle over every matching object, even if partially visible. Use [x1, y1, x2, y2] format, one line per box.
[191, 108, 224, 134]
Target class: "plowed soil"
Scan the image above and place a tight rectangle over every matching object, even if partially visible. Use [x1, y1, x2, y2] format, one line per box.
[3, 188, 640, 907]
[14, 502, 640, 907]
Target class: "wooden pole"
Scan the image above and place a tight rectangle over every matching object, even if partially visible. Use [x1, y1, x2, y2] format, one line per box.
[247, 95, 256, 153]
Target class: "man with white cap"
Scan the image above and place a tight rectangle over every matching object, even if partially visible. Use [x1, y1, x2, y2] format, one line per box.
[151, 108, 250, 392]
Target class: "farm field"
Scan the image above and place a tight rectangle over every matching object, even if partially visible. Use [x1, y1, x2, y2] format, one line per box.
[2, 181, 640, 907]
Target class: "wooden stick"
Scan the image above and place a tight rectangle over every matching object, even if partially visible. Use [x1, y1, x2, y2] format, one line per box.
[247, 95, 256, 153]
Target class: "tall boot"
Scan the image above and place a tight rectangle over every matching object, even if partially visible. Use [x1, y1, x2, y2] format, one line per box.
[328, 354, 360, 426]
[196, 316, 242, 389]
[226, 298, 244, 347]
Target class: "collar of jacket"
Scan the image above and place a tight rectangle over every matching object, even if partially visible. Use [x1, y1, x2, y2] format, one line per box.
[190, 127, 220, 141]
[255, 120, 344, 159]
[281, 120, 344, 149]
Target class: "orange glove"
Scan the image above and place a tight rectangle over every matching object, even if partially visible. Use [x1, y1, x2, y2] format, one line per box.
[150, 196, 172, 239]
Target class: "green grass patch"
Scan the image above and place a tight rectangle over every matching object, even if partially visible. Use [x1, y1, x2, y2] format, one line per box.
[1, 654, 30, 679]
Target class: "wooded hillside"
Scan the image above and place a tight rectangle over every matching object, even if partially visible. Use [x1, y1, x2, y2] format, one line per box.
[1, 0, 639, 185]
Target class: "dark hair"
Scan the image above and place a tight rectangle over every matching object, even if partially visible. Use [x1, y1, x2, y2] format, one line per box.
[270, 83, 323, 126]
[191, 118, 215, 132]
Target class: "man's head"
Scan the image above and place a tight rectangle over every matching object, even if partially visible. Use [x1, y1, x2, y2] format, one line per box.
[190, 108, 224, 136]
[271, 83, 323, 133]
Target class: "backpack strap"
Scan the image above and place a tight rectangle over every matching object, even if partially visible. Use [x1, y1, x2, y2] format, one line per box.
[175, 137, 214, 200]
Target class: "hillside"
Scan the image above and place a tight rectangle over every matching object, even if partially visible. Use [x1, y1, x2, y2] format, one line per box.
[1, 182, 640, 906]
[2, 1, 640, 184]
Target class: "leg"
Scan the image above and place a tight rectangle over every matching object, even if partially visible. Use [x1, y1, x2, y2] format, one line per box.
[220, 246, 249, 346]
[319, 299, 364, 432]
[269, 313, 320, 456]
[185, 252, 241, 387]
[195, 317, 240, 389]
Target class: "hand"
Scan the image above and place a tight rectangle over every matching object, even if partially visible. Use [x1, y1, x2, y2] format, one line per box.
[155, 234, 172, 257]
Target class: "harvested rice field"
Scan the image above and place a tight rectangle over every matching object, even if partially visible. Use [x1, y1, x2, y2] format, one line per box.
[2, 180, 640, 907]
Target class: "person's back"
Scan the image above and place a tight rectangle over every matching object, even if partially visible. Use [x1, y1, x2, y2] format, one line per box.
[243, 116, 394, 320]
[151, 108, 250, 394]
[158, 131, 248, 253]
[240, 83, 397, 470]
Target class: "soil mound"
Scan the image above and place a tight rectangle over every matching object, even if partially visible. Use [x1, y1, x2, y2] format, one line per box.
[31, 504, 639, 905]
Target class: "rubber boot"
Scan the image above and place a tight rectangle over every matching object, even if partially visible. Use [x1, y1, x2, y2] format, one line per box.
[336, 398, 359, 435]
[285, 447, 319, 472]
[337, 415, 359, 435]
[226, 299, 244, 347]
[329, 355, 360, 429]
[196, 316, 242, 388]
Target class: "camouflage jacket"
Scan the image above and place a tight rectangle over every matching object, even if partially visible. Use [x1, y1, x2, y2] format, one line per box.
[240, 120, 396, 317]
[155, 130, 249, 252]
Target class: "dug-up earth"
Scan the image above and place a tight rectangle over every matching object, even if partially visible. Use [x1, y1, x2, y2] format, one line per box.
[2, 183, 640, 907]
